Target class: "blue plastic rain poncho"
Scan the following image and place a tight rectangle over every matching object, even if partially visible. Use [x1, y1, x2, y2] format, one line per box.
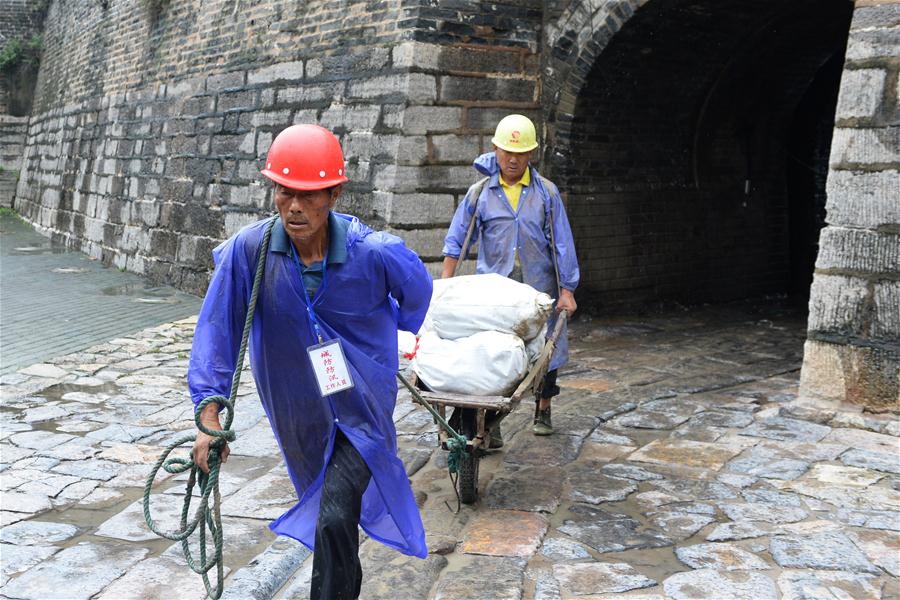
[188, 212, 432, 558]
[442, 152, 580, 370]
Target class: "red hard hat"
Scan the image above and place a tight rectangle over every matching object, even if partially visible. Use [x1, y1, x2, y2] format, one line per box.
[260, 124, 349, 190]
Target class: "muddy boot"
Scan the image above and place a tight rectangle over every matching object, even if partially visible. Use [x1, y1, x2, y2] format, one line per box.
[488, 425, 504, 449]
[532, 406, 553, 436]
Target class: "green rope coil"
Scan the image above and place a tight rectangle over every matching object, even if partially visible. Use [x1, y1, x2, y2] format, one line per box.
[444, 434, 469, 475]
[396, 373, 469, 475]
[143, 217, 275, 600]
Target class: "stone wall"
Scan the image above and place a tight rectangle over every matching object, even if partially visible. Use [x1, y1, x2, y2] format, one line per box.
[799, 1, 900, 411]
[0, 0, 48, 116]
[0, 115, 28, 207]
[14, 0, 541, 293]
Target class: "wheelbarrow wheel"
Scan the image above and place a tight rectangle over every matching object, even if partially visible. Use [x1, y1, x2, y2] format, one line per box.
[457, 410, 480, 504]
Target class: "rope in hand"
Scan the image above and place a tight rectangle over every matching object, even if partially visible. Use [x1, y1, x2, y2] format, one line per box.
[143, 217, 276, 600]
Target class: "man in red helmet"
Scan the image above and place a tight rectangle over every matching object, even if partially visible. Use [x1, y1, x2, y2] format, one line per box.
[188, 125, 433, 599]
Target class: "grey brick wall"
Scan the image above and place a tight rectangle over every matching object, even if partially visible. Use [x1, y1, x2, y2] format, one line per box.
[799, 1, 900, 412]
[14, 0, 541, 294]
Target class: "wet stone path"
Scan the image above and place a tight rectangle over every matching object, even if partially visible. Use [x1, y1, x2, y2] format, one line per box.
[1, 300, 898, 599]
[0, 212, 201, 374]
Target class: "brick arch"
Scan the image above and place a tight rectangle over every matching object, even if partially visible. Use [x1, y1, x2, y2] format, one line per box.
[541, 0, 853, 310]
[540, 0, 648, 169]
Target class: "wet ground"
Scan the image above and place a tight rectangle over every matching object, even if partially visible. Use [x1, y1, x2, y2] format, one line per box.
[0, 212, 200, 374]
[2, 288, 897, 599]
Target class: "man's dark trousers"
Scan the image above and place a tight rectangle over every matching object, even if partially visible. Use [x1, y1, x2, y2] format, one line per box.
[310, 429, 372, 600]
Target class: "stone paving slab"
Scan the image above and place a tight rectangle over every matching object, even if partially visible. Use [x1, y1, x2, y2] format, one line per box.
[0, 212, 201, 374]
[3, 298, 900, 600]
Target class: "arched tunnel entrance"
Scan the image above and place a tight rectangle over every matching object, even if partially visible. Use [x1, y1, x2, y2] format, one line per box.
[555, 0, 853, 312]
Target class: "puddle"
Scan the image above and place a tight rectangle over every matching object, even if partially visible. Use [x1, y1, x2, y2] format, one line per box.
[597, 546, 683, 583]
[39, 381, 121, 402]
[101, 283, 183, 305]
[51, 267, 90, 274]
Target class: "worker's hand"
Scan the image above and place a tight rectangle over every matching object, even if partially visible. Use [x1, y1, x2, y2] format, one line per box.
[192, 404, 230, 474]
[557, 288, 577, 315]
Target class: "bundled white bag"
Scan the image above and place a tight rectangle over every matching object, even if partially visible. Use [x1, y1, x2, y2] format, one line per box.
[397, 330, 418, 369]
[525, 323, 547, 365]
[413, 331, 528, 396]
[425, 273, 553, 341]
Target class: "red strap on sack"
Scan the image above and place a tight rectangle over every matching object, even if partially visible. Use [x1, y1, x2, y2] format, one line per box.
[402, 337, 420, 360]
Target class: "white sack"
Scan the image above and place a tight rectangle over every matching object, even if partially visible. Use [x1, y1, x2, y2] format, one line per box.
[397, 330, 418, 369]
[413, 331, 528, 396]
[525, 323, 547, 365]
[424, 273, 554, 341]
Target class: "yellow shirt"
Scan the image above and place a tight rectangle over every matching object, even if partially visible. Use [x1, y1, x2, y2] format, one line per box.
[500, 168, 530, 212]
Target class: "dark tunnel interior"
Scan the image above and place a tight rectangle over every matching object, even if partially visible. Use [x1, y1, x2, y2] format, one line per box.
[559, 0, 854, 313]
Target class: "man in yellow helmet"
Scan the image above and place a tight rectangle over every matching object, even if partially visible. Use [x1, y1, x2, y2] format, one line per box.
[441, 114, 580, 436]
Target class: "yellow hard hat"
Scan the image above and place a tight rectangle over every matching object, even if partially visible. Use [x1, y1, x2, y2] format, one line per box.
[491, 114, 538, 153]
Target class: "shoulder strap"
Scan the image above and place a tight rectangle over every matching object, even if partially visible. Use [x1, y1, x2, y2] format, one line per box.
[452, 176, 489, 277]
[535, 174, 562, 296]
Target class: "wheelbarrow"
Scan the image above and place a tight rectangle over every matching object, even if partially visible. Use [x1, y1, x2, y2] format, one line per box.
[402, 309, 567, 504]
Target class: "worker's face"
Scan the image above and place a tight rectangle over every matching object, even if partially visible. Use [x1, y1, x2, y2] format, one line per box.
[274, 184, 340, 247]
[494, 146, 532, 183]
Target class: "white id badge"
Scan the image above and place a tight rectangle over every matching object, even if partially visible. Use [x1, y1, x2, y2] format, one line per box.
[307, 339, 355, 397]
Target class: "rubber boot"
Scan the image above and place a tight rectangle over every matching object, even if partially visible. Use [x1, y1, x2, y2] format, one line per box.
[532, 406, 553, 436]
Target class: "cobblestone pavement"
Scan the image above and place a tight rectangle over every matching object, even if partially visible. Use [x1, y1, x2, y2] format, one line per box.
[1, 299, 898, 599]
[0, 212, 201, 374]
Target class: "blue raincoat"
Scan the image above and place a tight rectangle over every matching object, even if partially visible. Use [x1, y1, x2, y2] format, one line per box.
[188, 212, 432, 558]
[442, 152, 580, 370]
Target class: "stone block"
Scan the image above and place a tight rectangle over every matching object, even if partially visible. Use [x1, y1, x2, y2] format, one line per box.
[440, 75, 536, 104]
[439, 47, 523, 75]
[460, 510, 549, 557]
[250, 110, 291, 128]
[554, 562, 656, 595]
[836, 69, 886, 120]
[374, 192, 455, 227]
[166, 76, 206, 98]
[846, 27, 900, 62]
[815, 227, 900, 274]
[320, 104, 381, 132]
[0, 542, 148, 600]
[217, 90, 257, 113]
[628, 438, 743, 470]
[799, 339, 899, 411]
[210, 134, 252, 157]
[312, 47, 392, 79]
[852, 4, 900, 29]
[392, 42, 442, 70]
[277, 83, 342, 106]
[829, 127, 900, 166]
[247, 61, 304, 85]
[806, 274, 869, 334]
[374, 164, 473, 193]
[386, 227, 446, 259]
[347, 73, 436, 104]
[224, 211, 261, 237]
[431, 134, 481, 163]
[873, 280, 900, 339]
[825, 170, 900, 228]
[206, 70, 245, 92]
[290, 109, 319, 126]
[393, 106, 462, 135]
[467, 107, 540, 132]
[663, 569, 777, 600]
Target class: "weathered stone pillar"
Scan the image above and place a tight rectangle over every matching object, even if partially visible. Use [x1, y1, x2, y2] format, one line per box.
[799, 0, 900, 412]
